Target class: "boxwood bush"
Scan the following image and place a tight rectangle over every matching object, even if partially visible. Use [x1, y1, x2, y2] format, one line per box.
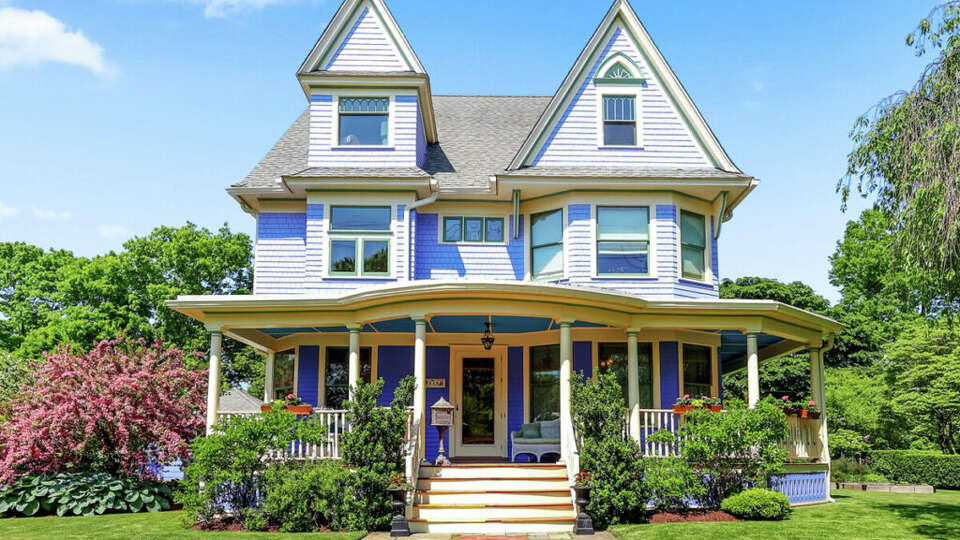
[0, 472, 171, 517]
[868, 450, 960, 488]
[720, 488, 791, 520]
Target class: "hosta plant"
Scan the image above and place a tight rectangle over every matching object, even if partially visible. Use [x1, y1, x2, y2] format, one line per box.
[0, 472, 172, 517]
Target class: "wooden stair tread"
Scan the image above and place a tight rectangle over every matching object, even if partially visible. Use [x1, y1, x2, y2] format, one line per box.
[415, 503, 574, 509]
[421, 476, 566, 481]
[425, 463, 565, 469]
[409, 517, 576, 524]
[417, 489, 570, 495]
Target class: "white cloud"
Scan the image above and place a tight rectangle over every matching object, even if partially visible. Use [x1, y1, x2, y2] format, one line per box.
[31, 206, 71, 220]
[0, 200, 19, 218]
[188, 0, 295, 18]
[98, 224, 129, 240]
[0, 7, 112, 75]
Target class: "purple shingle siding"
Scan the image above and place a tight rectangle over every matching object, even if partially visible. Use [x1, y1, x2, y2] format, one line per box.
[711, 216, 719, 280]
[414, 214, 524, 280]
[309, 94, 420, 168]
[255, 212, 307, 294]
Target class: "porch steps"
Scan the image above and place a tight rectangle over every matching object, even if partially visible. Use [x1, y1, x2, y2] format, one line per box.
[410, 463, 575, 534]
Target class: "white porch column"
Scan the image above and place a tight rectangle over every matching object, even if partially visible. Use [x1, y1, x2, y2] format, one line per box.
[627, 330, 641, 441]
[205, 331, 223, 435]
[809, 347, 830, 461]
[413, 318, 427, 456]
[348, 327, 361, 399]
[746, 332, 760, 408]
[263, 350, 275, 403]
[559, 321, 573, 464]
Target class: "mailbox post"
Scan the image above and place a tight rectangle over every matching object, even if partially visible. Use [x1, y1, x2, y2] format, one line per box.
[430, 397, 454, 466]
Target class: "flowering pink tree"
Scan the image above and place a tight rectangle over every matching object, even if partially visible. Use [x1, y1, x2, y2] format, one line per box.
[0, 338, 206, 483]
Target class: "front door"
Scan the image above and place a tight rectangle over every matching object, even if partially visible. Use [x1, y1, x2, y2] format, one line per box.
[451, 346, 507, 458]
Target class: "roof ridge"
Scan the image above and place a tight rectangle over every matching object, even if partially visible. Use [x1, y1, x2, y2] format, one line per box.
[434, 94, 552, 98]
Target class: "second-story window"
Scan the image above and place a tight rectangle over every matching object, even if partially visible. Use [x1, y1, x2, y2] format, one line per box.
[531, 209, 563, 280]
[602, 95, 636, 146]
[339, 97, 389, 146]
[442, 217, 505, 243]
[597, 206, 649, 275]
[329, 206, 391, 276]
[680, 210, 706, 280]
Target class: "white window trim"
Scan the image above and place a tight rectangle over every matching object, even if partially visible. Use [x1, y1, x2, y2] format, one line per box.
[324, 204, 396, 279]
[528, 207, 566, 282]
[677, 342, 719, 399]
[595, 57, 644, 149]
[677, 208, 713, 285]
[590, 204, 656, 279]
[437, 213, 509, 245]
[330, 92, 398, 149]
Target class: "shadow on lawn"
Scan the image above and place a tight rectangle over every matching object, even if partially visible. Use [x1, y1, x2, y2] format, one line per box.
[872, 499, 960, 539]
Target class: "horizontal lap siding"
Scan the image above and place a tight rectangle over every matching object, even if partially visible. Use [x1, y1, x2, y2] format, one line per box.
[297, 346, 320, 406]
[659, 342, 679, 409]
[324, 7, 407, 72]
[507, 347, 523, 461]
[414, 214, 524, 280]
[533, 27, 709, 168]
[308, 95, 419, 168]
[255, 212, 306, 294]
[711, 216, 719, 279]
[566, 204, 592, 280]
[306, 204, 324, 290]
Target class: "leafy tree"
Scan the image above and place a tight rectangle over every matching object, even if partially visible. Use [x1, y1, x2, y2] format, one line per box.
[825, 366, 902, 455]
[0, 243, 76, 352]
[839, 2, 960, 313]
[885, 320, 960, 453]
[0, 338, 206, 483]
[720, 276, 830, 312]
[340, 376, 416, 476]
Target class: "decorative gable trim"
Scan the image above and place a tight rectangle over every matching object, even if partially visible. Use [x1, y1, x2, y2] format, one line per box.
[594, 51, 645, 85]
[508, 0, 740, 173]
[297, 0, 425, 75]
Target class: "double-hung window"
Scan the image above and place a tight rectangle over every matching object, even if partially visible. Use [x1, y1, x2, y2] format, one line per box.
[680, 210, 706, 280]
[597, 206, 649, 275]
[682, 344, 712, 398]
[338, 97, 389, 146]
[442, 216, 505, 243]
[602, 95, 637, 146]
[329, 206, 391, 276]
[531, 209, 563, 280]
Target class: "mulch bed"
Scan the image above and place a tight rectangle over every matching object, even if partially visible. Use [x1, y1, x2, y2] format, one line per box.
[190, 517, 335, 533]
[649, 509, 739, 523]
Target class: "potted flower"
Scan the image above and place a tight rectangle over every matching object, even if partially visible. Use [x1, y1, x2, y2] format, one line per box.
[572, 472, 594, 535]
[387, 473, 412, 537]
[260, 393, 313, 415]
[672, 395, 695, 414]
[702, 396, 723, 412]
[800, 400, 821, 419]
[778, 395, 798, 416]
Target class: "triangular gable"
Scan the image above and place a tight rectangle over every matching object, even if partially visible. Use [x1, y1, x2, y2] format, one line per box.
[298, 0, 425, 74]
[509, 0, 740, 172]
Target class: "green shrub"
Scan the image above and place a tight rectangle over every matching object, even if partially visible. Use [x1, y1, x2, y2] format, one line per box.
[720, 488, 791, 520]
[0, 472, 171, 517]
[243, 509, 269, 532]
[643, 453, 704, 512]
[176, 408, 327, 523]
[571, 371, 649, 529]
[868, 450, 960, 488]
[674, 398, 788, 504]
[260, 461, 350, 532]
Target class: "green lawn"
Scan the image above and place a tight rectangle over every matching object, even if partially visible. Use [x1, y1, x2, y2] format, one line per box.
[612, 489, 960, 540]
[0, 510, 366, 540]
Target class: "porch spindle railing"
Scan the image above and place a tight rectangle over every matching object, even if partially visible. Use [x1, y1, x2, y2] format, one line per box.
[216, 409, 349, 460]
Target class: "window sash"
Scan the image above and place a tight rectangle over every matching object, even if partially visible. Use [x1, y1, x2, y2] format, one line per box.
[680, 211, 706, 280]
[529, 345, 561, 422]
[441, 217, 506, 243]
[597, 206, 649, 275]
[602, 95, 636, 121]
[330, 239, 357, 274]
[329, 238, 391, 276]
[362, 239, 389, 275]
[272, 349, 296, 401]
[443, 217, 463, 242]
[485, 218, 504, 242]
[463, 217, 484, 242]
[330, 206, 391, 231]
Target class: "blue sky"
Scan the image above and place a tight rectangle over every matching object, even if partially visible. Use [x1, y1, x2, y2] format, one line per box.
[0, 0, 934, 302]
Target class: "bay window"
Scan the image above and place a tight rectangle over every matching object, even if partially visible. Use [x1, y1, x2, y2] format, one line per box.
[680, 210, 706, 280]
[597, 206, 649, 275]
[531, 209, 563, 279]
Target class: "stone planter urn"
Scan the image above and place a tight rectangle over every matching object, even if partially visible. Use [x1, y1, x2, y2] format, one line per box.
[572, 485, 594, 535]
[387, 486, 410, 537]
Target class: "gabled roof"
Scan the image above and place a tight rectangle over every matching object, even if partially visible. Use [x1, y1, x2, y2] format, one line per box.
[508, 0, 740, 173]
[219, 387, 263, 413]
[297, 0, 425, 75]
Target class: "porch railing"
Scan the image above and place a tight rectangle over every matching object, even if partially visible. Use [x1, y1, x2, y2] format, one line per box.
[629, 409, 825, 460]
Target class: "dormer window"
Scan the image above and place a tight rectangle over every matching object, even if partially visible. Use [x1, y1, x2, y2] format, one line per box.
[602, 95, 636, 146]
[339, 97, 389, 146]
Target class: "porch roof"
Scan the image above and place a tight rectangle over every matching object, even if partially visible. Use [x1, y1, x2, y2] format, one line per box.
[167, 281, 840, 359]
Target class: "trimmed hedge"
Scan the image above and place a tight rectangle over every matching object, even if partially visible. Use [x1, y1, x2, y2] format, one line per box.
[868, 451, 960, 488]
[720, 488, 791, 520]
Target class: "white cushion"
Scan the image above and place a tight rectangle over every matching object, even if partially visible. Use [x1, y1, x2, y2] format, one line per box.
[539, 419, 560, 438]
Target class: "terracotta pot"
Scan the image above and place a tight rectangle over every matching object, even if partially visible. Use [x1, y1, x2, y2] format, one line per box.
[672, 405, 692, 414]
[709, 405, 722, 413]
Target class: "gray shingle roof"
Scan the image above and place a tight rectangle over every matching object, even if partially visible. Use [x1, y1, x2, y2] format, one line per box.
[219, 387, 263, 413]
[232, 95, 744, 193]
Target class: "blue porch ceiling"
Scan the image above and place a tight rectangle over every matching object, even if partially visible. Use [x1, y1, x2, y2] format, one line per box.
[719, 330, 786, 374]
[257, 316, 609, 337]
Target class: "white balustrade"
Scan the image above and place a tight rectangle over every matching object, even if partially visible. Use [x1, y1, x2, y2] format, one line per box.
[216, 409, 349, 461]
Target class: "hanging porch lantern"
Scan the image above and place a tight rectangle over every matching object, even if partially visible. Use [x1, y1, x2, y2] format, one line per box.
[480, 321, 495, 350]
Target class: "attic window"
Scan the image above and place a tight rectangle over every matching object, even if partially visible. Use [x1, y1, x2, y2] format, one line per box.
[604, 63, 633, 79]
[602, 95, 637, 146]
[339, 97, 389, 146]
